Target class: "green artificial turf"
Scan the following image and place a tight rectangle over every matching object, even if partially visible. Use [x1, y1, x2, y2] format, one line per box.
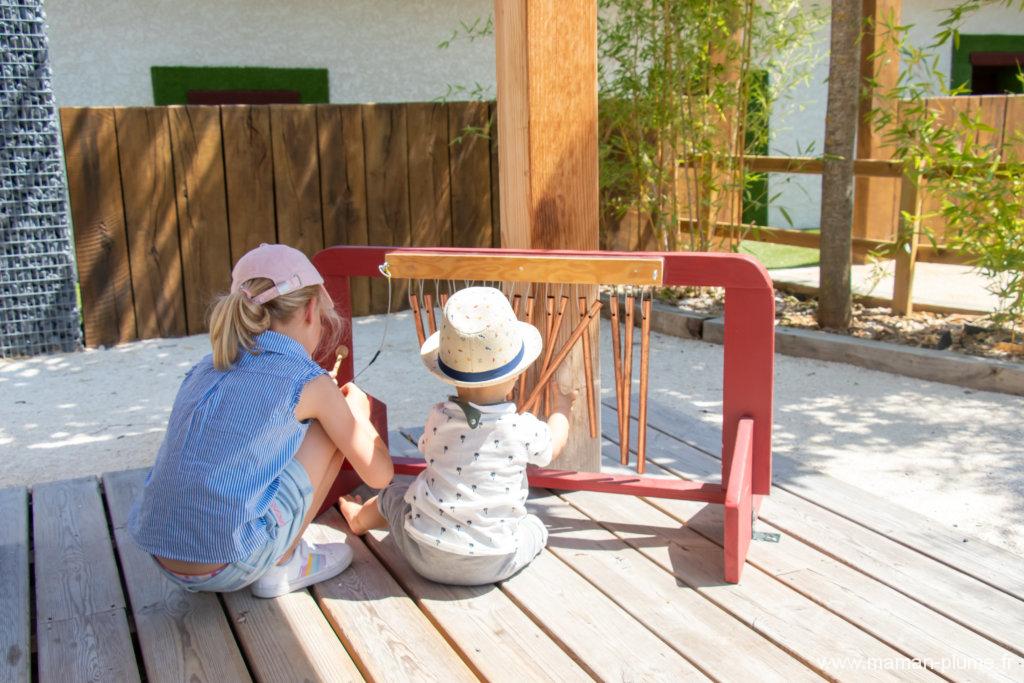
[151, 66, 329, 105]
[739, 240, 820, 270]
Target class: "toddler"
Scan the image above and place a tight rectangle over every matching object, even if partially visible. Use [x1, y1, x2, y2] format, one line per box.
[341, 286, 574, 585]
[129, 244, 393, 598]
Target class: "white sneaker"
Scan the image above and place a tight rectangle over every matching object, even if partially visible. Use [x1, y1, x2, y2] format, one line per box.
[250, 538, 353, 598]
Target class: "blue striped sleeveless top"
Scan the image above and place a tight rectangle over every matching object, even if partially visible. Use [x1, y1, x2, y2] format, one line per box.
[128, 331, 327, 563]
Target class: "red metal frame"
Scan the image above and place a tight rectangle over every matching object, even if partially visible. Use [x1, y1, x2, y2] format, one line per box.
[313, 246, 775, 583]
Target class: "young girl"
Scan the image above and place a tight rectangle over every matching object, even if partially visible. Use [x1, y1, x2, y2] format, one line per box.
[129, 243, 393, 598]
[341, 286, 575, 586]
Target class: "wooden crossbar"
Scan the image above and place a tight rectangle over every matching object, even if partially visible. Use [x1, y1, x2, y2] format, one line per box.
[384, 252, 664, 286]
[386, 457, 726, 503]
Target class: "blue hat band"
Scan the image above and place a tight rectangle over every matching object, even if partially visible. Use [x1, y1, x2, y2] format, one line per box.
[437, 343, 525, 383]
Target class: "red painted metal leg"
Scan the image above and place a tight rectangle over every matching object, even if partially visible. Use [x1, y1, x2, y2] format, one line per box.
[722, 288, 774, 496]
[724, 418, 754, 583]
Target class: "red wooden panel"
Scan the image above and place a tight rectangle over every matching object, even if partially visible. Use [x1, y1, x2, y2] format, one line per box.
[724, 418, 755, 584]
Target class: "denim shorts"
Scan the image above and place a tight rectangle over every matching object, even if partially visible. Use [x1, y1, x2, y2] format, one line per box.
[155, 458, 314, 593]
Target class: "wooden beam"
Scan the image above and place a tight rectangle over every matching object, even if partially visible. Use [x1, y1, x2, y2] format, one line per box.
[385, 252, 664, 286]
[854, 0, 902, 243]
[891, 172, 922, 315]
[744, 155, 904, 177]
[687, 220, 974, 266]
[495, 0, 601, 472]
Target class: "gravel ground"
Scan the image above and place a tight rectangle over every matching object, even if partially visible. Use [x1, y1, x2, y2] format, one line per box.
[2, 311, 1022, 556]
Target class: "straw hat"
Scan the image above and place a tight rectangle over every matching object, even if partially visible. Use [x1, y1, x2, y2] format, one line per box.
[420, 287, 542, 388]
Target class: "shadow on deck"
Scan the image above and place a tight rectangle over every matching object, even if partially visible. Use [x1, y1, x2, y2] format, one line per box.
[2, 418, 1023, 682]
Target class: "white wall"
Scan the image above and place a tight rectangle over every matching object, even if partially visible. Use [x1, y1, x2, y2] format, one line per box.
[44, 0, 495, 106]
[43, 0, 1024, 231]
[768, 0, 1024, 229]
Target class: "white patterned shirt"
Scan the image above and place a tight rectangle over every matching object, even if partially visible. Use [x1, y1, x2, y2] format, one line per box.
[404, 400, 552, 556]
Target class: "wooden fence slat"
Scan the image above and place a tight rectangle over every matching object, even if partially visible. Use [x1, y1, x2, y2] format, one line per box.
[222, 105, 277, 262]
[103, 469, 252, 683]
[1003, 95, 1024, 159]
[114, 107, 187, 340]
[33, 477, 139, 682]
[318, 104, 372, 316]
[0, 487, 29, 683]
[449, 101, 494, 248]
[489, 101, 501, 248]
[975, 95, 1009, 150]
[362, 103, 411, 312]
[61, 107, 137, 347]
[271, 105, 325, 257]
[406, 102, 452, 250]
[167, 106, 232, 335]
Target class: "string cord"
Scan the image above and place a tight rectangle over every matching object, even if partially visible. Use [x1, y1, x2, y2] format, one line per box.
[353, 263, 392, 381]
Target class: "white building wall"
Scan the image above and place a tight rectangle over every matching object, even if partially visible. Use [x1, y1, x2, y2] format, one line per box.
[44, 0, 495, 106]
[768, 0, 1024, 228]
[44, 0, 1024, 230]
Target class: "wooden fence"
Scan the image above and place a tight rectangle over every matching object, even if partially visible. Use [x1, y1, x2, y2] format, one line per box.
[608, 94, 1024, 314]
[61, 102, 499, 347]
[62, 96, 1022, 346]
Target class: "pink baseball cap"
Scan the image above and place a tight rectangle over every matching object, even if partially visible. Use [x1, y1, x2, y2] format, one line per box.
[230, 243, 326, 305]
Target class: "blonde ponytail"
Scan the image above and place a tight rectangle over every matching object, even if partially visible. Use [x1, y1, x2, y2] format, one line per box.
[208, 277, 345, 370]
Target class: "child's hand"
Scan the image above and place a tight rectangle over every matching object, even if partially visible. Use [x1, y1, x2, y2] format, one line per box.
[341, 382, 371, 421]
[553, 386, 578, 413]
[554, 366, 578, 413]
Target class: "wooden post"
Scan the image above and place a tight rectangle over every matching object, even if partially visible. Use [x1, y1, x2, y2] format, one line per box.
[891, 169, 921, 315]
[853, 0, 902, 246]
[495, 0, 601, 472]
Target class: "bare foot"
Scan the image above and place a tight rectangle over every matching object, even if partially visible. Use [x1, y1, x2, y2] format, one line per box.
[339, 495, 365, 534]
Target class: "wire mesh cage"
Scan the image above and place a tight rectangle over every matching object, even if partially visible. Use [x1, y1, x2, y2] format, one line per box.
[0, 0, 81, 357]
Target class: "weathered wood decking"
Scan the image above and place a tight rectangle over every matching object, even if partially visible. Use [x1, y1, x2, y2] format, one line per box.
[2, 403, 1023, 682]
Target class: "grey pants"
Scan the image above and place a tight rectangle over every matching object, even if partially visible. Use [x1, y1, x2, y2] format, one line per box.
[378, 482, 547, 586]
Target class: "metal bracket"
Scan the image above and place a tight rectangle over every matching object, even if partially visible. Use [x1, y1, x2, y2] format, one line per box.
[752, 531, 781, 543]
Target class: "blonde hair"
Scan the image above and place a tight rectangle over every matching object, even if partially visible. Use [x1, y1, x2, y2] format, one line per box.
[208, 278, 344, 370]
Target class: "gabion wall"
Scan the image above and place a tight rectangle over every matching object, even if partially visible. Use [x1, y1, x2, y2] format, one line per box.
[0, 0, 80, 357]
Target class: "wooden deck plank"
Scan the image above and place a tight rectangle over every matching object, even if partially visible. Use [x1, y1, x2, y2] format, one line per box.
[32, 477, 140, 682]
[389, 428, 702, 680]
[308, 509, 477, 682]
[619, 401, 1024, 657]
[222, 589, 363, 683]
[602, 410, 1024, 681]
[366, 524, 590, 682]
[527, 490, 822, 682]
[501, 549, 707, 681]
[560, 456, 938, 681]
[627, 395, 1024, 602]
[0, 487, 29, 683]
[663, 496, 1024, 682]
[102, 470, 251, 683]
[39, 611, 139, 683]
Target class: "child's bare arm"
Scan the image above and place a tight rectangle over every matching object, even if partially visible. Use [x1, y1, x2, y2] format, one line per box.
[295, 376, 394, 488]
[546, 388, 577, 462]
